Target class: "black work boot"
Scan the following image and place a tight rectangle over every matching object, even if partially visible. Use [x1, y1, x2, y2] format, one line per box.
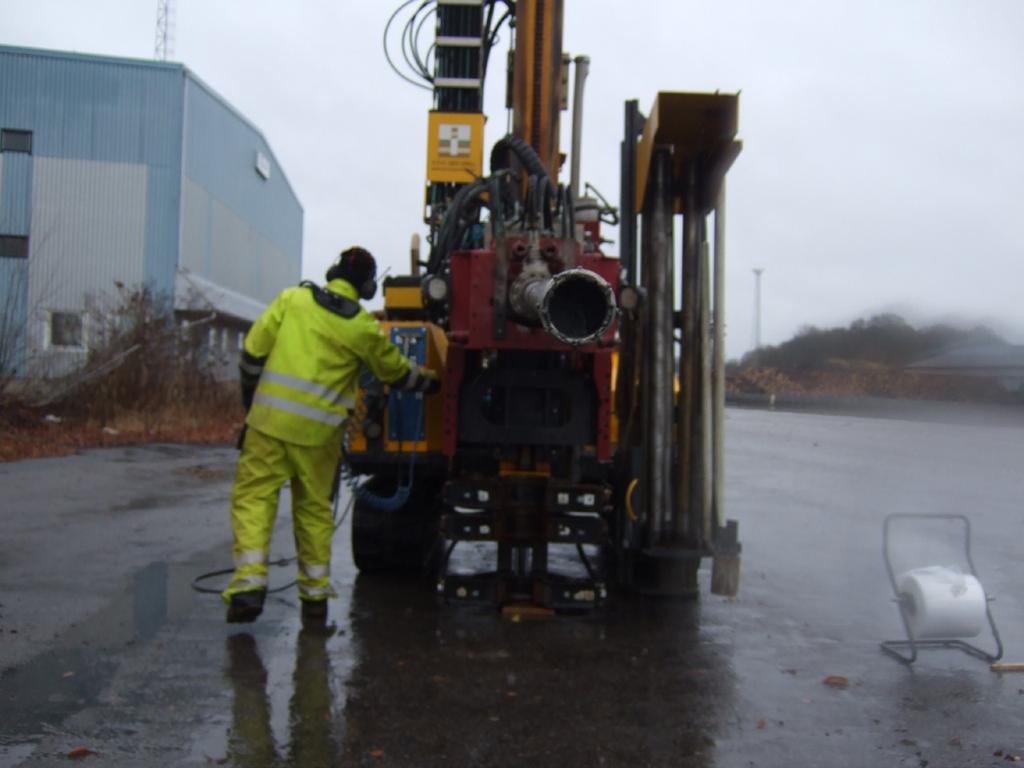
[300, 599, 328, 629]
[226, 589, 266, 624]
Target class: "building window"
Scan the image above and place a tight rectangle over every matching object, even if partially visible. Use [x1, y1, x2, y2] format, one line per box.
[254, 150, 271, 180]
[0, 235, 28, 259]
[51, 312, 84, 348]
[1, 129, 33, 154]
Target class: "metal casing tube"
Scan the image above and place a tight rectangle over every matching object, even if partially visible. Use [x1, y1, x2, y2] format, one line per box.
[641, 148, 675, 545]
[569, 55, 590, 201]
[510, 267, 617, 346]
[712, 180, 727, 533]
[537, 268, 615, 345]
[678, 163, 702, 544]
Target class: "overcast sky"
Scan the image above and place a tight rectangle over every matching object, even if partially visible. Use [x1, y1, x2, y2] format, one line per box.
[3, 0, 1022, 358]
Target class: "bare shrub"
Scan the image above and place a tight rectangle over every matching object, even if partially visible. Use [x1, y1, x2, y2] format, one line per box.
[49, 284, 239, 432]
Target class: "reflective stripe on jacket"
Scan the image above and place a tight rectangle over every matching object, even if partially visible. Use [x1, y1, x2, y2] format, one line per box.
[243, 278, 412, 446]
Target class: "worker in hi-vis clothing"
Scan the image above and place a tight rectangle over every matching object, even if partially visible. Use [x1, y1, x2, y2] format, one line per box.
[223, 246, 440, 626]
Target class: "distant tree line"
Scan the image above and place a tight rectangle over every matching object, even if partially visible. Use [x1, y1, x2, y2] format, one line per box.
[741, 314, 1003, 370]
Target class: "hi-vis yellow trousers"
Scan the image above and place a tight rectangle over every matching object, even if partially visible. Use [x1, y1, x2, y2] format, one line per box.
[222, 427, 341, 604]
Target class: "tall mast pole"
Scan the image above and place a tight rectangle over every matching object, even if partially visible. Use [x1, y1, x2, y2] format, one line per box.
[752, 267, 764, 351]
[155, 0, 174, 61]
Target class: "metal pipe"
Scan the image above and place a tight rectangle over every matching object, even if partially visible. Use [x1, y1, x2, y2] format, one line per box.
[700, 233, 713, 545]
[677, 162, 701, 544]
[642, 148, 674, 545]
[569, 55, 590, 201]
[620, 100, 641, 284]
[509, 267, 616, 346]
[712, 180, 726, 533]
[753, 267, 764, 351]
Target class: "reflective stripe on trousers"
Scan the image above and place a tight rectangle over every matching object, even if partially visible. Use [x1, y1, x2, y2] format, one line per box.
[222, 427, 340, 604]
[234, 549, 267, 568]
[299, 562, 329, 580]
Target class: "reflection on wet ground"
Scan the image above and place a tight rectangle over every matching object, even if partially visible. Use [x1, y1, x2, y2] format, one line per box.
[339, 576, 733, 767]
[224, 630, 339, 767]
[201, 573, 733, 768]
[0, 563, 172, 738]
[3, 410, 1024, 767]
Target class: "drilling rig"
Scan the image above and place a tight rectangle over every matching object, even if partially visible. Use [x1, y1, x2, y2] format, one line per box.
[346, 0, 742, 611]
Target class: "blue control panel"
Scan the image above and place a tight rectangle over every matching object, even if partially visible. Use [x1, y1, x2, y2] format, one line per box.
[388, 326, 427, 442]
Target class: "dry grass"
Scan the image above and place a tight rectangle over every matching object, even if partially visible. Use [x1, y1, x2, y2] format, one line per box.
[0, 408, 241, 462]
[0, 286, 244, 463]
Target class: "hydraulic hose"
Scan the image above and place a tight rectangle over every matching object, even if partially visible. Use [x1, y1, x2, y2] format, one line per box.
[490, 134, 556, 196]
[427, 178, 489, 274]
[338, 392, 419, 514]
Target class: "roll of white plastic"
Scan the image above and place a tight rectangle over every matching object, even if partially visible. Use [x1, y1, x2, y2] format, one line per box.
[898, 566, 987, 640]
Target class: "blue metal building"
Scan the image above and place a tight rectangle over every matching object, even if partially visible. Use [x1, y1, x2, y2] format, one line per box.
[0, 45, 302, 378]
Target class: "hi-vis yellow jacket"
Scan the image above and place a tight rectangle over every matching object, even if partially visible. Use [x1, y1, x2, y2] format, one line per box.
[239, 278, 418, 447]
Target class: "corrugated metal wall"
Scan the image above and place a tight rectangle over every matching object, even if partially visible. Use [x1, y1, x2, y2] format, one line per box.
[29, 158, 147, 307]
[0, 45, 303, 378]
[0, 152, 32, 235]
[0, 135, 31, 373]
[180, 74, 302, 305]
[0, 46, 184, 375]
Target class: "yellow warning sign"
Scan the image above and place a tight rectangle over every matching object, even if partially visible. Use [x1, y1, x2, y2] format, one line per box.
[426, 111, 485, 184]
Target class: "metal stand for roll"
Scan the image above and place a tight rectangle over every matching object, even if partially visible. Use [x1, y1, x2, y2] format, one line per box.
[881, 513, 1003, 665]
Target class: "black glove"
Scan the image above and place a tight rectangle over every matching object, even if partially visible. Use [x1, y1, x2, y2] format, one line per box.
[240, 381, 256, 412]
[420, 368, 441, 395]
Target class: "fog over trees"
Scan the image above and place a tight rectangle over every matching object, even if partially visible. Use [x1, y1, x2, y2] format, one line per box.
[741, 315, 1004, 370]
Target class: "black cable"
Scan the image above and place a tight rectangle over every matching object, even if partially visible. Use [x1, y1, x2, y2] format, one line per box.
[479, 0, 496, 88]
[411, 5, 436, 81]
[584, 181, 620, 226]
[384, 0, 434, 91]
[409, 4, 435, 81]
[403, 3, 434, 83]
[481, 8, 512, 80]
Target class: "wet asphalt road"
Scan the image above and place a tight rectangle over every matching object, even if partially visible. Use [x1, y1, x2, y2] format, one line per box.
[1, 408, 1023, 767]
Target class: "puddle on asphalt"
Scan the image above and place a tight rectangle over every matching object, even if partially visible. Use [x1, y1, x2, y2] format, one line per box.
[0, 561, 190, 754]
[329, 568, 736, 767]
[0, 514, 738, 767]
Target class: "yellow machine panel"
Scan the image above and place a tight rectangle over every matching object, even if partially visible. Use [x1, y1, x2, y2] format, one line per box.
[384, 284, 424, 311]
[426, 111, 486, 184]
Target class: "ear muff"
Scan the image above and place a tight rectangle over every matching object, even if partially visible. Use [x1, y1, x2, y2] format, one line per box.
[357, 257, 377, 300]
[359, 277, 377, 301]
[327, 246, 377, 300]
